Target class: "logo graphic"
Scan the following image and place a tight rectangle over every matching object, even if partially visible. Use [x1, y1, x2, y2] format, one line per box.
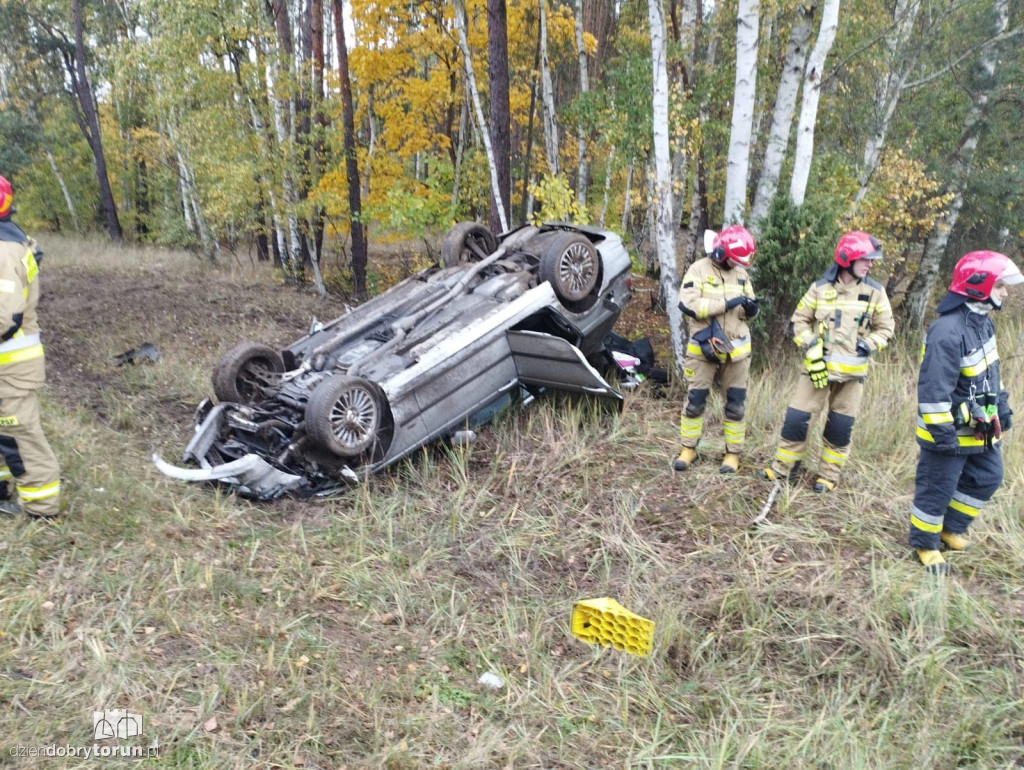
[92, 710, 143, 740]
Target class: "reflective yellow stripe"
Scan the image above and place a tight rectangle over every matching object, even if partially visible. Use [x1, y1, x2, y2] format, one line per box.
[730, 340, 751, 358]
[911, 514, 943, 534]
[949, 499, 980, 517]
[915, 425, 994, 447]
[922, 412, 953, 425]
[821, 446, 849, 466]
[0, 468, 11, 480]
[723, 420, 745, 441]
[0, 344, 44, 366]
[680, 415, 703, 440]
[22, 249, 39, 284]
[17, 480, 60, 501]
[775, 447, 802, 463]
[826, 359, 869, 377]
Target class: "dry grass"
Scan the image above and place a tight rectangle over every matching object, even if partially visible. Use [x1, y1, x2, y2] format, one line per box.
[1, 235, 1023, 768]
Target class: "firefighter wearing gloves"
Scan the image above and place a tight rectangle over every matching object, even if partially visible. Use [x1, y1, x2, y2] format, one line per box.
[0, 174, 61, 519]
[674, 225, 759, 474]
[764, 231, 894, 492]
[910, 251, 1022, 574]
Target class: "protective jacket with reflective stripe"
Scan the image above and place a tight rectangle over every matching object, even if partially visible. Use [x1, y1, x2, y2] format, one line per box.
[916, 305, 1005, 455]
[0, 219, 45, 396]
[790, 268, 894, 382]
[677, 257, 756, 362]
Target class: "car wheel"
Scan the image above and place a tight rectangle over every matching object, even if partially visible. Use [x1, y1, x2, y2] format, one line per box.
[539, 232, 601, 310]
[212, 342, 285, 404]
[305, 375, 386, 458]
[441, 221, 498, 267]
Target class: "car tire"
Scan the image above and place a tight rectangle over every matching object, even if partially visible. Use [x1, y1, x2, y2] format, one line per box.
[212, 342, 285, 404]
[539, 232, 602, 311]
[305, 375, 386, 458]
[441, 221, 498, 267]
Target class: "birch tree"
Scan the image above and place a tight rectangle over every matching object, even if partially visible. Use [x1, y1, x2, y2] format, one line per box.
[722, 0, 759, 224]
[454, 0, 508, 231]
[539, 0, 560, 176]
[903, 0, 1009, 330]
[789, 0, 840, 206]
[574, 0, 590, 208]
[648, 0, 685, 367]
[750, 3, 812, 229]
[852, 0, 921, 202]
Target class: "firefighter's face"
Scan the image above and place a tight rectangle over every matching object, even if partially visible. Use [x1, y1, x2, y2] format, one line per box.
[991, 281, 1009, 305]
[851, 258, 873, 279]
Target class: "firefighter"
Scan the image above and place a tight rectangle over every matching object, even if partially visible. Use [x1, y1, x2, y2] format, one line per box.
[910, 251, 1022, 574]
[764, 231, 894, 491]
[0, 174, 61, 518]
[674, 225, 759, 474]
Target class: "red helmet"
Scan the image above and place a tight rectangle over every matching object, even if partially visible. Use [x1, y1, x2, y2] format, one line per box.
[949, 250, 1024, 302]
[0, 175, 12, 219]
[835, 231, 882, 267]
[710, 225, 756, 268]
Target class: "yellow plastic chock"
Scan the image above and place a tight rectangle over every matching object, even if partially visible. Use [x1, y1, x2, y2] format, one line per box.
[570, 598, 654, 657]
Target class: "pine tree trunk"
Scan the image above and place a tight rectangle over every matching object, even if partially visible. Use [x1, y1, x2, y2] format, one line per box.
[488, 0, 512, 233]
[333, 0, 368, 299]
[71, 0, 122, 240]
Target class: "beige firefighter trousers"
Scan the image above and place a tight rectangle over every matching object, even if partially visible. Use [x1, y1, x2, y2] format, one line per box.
[680, 354, 751, 453]
[0, 391, 61, 517]
[770, 375, 865, 485]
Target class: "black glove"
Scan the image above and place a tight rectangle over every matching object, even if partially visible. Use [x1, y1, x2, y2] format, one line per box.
[855, 340, 872, 357]
[741, 297, 759, 319]
[724, 296, 744, 310]
[998, 390, 1013, 431]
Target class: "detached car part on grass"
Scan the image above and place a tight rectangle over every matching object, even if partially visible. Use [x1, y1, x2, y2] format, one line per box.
[154, 222, 632, 499]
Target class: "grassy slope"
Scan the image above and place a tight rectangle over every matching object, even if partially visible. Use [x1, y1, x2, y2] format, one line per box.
[2, 236, 1023, 768]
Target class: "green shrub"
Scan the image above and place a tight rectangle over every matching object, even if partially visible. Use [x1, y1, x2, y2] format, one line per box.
[749, 193, 843, 366]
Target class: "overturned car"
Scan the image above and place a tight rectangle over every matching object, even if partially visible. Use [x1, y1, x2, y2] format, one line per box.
[154, 222, 633, 499]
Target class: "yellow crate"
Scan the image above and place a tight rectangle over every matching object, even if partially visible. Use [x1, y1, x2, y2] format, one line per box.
[570, 597, 654, 657]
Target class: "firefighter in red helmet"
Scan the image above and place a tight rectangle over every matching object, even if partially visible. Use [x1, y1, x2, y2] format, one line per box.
[764, 231, 894, 491]
[910, 250, 1022, 574]
[0, 174, 62, 518]
[674, 225, 759, 474]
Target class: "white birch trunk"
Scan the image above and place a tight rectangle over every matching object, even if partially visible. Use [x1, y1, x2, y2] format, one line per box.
[574, 0, 590, 207]
[265, 55, 302, 269]
[789, 0, 840, 206]
[750, 4, 812, 229]
[539, 0, 560, 176]
[648, 0, 685, 368]
[854, 0, 920, 203]
[47, 149, 80, 232]
[364, 87, 376, 200]
[723, 0, 759, 224]
[454, 0, 508, 231]
[452, 98, 468, 210]
[904, 0, 1008, 329]
[621, 155, 634, 234]
[599, 145, 615, 228]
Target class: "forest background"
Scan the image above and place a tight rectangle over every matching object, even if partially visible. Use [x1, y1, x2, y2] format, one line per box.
[0, 0, 1021, 359]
